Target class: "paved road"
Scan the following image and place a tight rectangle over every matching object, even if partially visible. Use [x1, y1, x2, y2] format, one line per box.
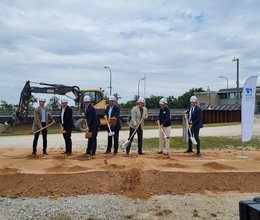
[0, 117, 260, 149]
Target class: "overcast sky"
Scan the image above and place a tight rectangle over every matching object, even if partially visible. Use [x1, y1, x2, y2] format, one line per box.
[0, 0, 259, 104]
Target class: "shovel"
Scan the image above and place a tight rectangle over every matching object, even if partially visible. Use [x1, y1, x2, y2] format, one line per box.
[123, 118, 144, 149]
[59, 123, 67, 134]
[188, 127, 198, 145]
[184, 114, 197, 145]
[156, 121, 167, 139]
[33, 121, 55, 134]
[104, 116, 115, 136]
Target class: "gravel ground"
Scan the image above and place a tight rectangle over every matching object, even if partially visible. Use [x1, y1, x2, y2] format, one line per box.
[0, 192, 259, 220]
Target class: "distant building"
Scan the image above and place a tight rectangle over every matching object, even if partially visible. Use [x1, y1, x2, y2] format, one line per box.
[195, 86, 260, 113]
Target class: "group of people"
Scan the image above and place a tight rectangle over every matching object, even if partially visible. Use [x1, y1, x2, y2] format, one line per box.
[31, 95, 203, 157]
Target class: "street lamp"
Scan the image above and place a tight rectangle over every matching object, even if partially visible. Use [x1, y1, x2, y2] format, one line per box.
[138, 77, 145, 98]
[104, 66, 112, 96]
[218, 75, 229, 89]
[232, 57, 239, 104]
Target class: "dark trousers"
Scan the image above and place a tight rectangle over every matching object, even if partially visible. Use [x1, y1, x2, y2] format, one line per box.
[106, 127, 119, 153]
[63, 129, 72, 153]
[86, 127, 98, 155]
[126, 126, 143, 154]
[188, 128, 200, 154]
[32, 122, 47, 153]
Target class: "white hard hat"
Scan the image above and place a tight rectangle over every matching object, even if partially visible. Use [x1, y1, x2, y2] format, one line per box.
[83, 95, 91, 102]
[39, 97, 46, 102]
[61, 98, 68, 103]
[190, 96, 197, 102]
[108, 95, 116, 101]
[137, 97, 145, 103]
[159, 98, 167, 105]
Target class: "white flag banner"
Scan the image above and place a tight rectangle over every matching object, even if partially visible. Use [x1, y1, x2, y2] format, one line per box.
[242, 75, 258, 142]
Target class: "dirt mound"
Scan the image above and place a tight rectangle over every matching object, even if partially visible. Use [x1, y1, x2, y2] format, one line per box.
[1, 148, 260, 199]
[162, 163, 188, 168]
[0, 167, 19, 174]
[203, 162, 236, 170]
[47, 165, 88, 173]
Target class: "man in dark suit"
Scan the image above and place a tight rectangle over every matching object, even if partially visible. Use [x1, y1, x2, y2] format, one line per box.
[60, 98, 73, 155]
[104, 95, 121, 154]
[84, 95, 99, 156]
[185, 96, 203, 156]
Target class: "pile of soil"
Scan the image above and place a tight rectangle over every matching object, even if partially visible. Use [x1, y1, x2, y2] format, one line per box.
[0, 148, 260, 199]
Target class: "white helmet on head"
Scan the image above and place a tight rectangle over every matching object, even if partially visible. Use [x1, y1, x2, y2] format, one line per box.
[137, 97, 145, 103]
[39, 97, 46, 102]
[108, 95, 116, 101]
[61, 98, 68, 103]
[190, 96, 197, 102]
[83, 95, 91, 102]
[159, 98, 167, 105]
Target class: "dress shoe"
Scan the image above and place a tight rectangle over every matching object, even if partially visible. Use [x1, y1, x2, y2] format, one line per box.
[43, 152, 48, 155]
[157, 151, 163, 154]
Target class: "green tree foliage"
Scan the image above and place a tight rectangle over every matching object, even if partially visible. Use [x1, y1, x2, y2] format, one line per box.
[118, 95, 138, 109]
[47, 96, 60, 110]
[145, 95, 163, 108]
[118, 88, 205, 109]
[28, 95, 38, 110]
[174, 87, 205, 109]
[0, 100, 13, 111]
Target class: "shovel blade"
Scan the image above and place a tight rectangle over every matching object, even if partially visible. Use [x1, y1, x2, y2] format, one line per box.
[123, 140, 131, 149]
[108, 132, 115, 136]
[190, 137, 197, 145]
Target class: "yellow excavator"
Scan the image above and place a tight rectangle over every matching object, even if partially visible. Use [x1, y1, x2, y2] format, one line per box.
[16, 81, 107, 131]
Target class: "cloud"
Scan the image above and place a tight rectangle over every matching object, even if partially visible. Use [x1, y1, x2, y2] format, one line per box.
[0, 0, 260, 105]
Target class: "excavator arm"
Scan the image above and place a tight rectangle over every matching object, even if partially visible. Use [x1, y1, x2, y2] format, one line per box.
[16, 81, 82, 122]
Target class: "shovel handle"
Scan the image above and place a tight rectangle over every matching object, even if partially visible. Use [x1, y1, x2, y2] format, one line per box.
[33, 121, 55, 134]
[128, 117, 144, 141]
[156, 121, 167, 138]
[104, 116, 113, 133]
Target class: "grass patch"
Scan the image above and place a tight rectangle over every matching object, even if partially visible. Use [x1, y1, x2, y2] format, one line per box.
[143, 136, 260, 150]
[0, 122, 241, 136]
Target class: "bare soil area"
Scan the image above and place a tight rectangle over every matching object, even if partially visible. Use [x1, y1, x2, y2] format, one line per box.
[0, 148, 260, 200]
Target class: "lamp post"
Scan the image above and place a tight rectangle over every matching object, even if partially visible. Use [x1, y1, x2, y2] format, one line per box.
[104, 66, 112, 96]
[138, 77, 145, 98]
[232, 57, 239, 104]
[218, 75, 229, 89]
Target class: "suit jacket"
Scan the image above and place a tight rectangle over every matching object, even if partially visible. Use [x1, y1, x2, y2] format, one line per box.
[129, 105, 148, 130]
[159, 107, 171, 127]
[187, 105, 203, 129]
[85, 104, 99, 132]
[60, 106, 73, 131]
[32, 106, 53, 132]
[104, 105, 121, 130]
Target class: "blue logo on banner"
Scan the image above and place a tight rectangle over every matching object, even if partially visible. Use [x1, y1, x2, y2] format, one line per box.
[245, 88, 253, 94]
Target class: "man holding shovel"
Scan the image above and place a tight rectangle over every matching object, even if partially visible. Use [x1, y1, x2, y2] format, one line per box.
[83, 95, 99, 156]
[184, 96, 203, 156]
[32, 97, 54, 156]
[60, 98, 73, 155]
[125, 97, 148, 155]
[156, 98, 171, 156]
[104, 95, 121, 155]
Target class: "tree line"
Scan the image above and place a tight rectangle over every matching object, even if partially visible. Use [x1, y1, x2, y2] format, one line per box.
[0, 87, 204, 112]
